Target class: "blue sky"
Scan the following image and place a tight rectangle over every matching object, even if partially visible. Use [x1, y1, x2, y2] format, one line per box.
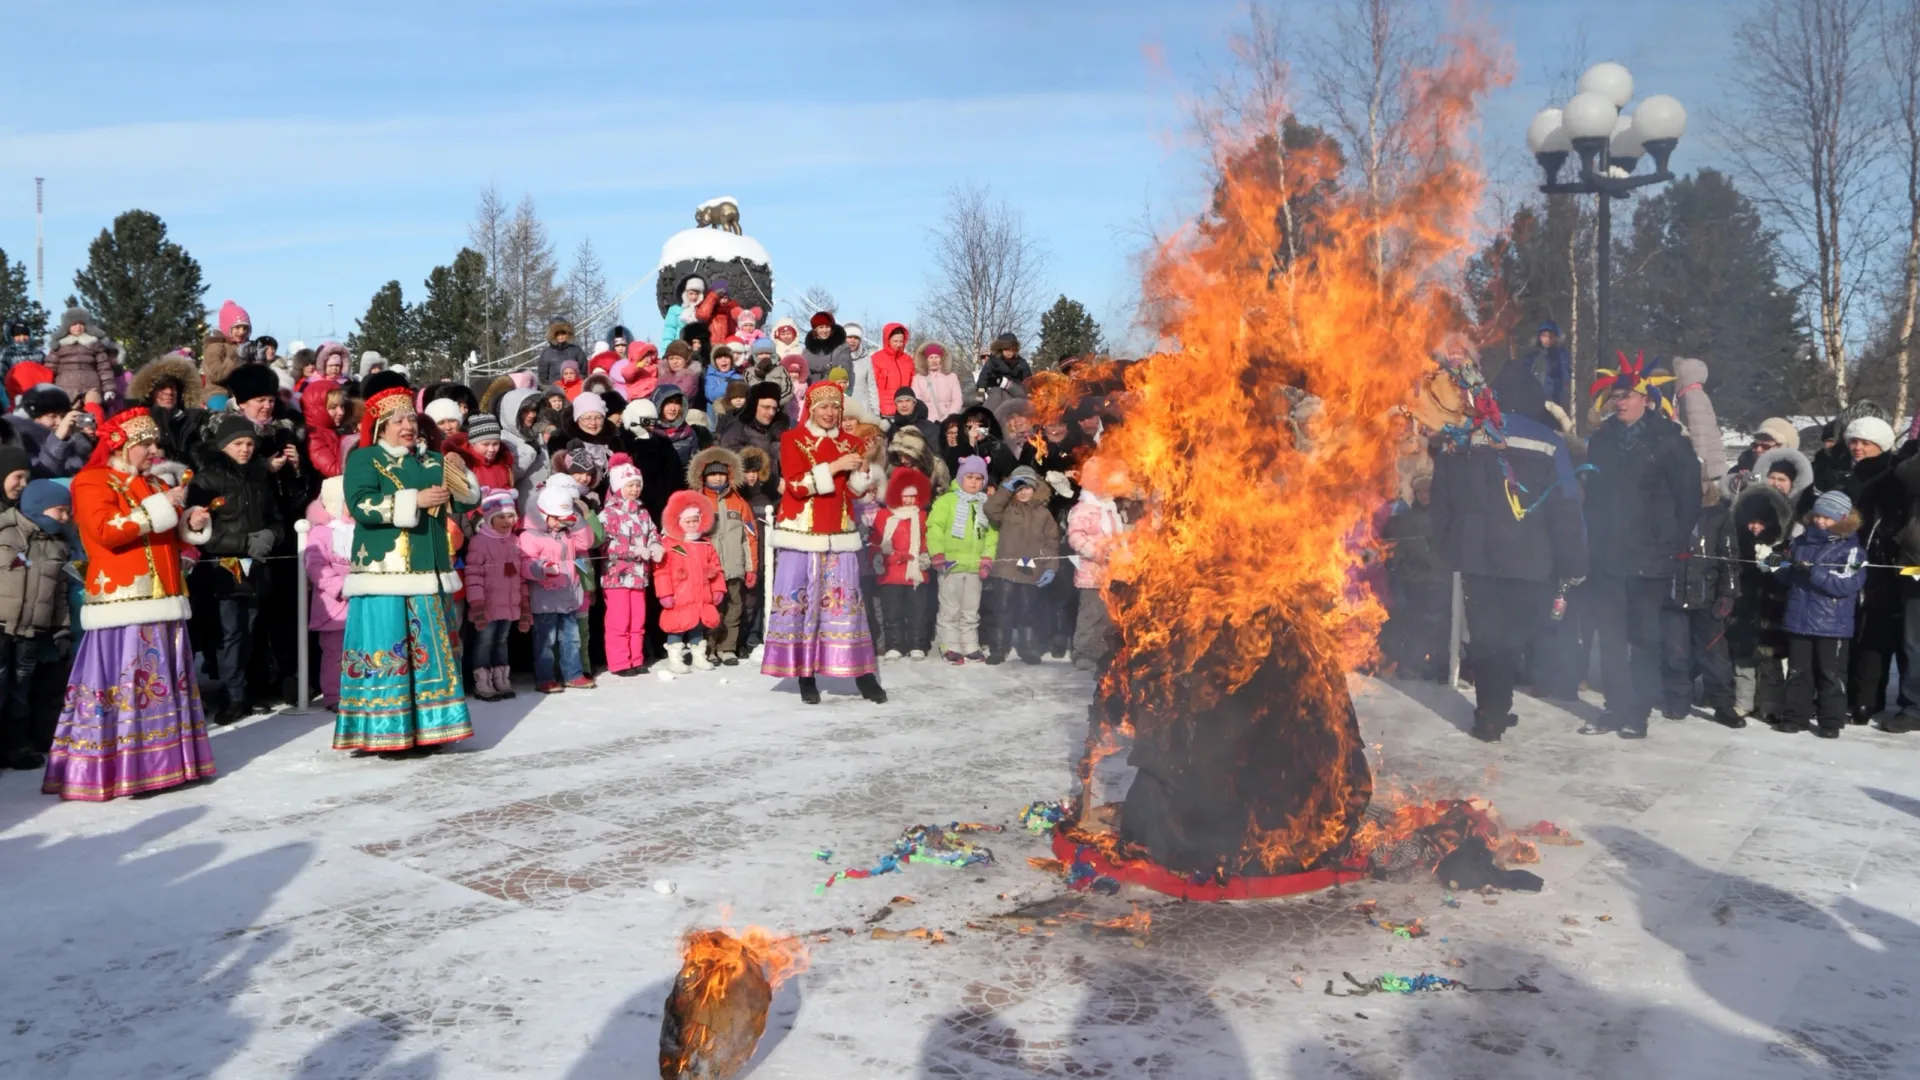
[0, 1, 1738, 352]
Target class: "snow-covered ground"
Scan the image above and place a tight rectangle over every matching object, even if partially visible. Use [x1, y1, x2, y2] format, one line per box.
[2, 662, 1916, 1079]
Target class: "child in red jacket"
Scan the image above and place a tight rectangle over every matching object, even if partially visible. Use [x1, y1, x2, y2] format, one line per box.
[871, 466, 933, 659]
[657, 489, 725, 675]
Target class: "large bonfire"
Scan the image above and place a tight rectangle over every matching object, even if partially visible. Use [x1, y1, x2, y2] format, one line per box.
[1047, 32, 1507, 881]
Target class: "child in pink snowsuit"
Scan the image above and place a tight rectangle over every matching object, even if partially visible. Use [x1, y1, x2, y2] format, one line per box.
[465, 490, 529, 700]
[598, 454, 664, 675]
[303, 476, 353, 709]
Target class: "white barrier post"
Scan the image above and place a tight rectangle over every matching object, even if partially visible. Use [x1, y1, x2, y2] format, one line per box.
[762, 504, 774, 640]
[1447, 571, 1464, 689]
[291, 519, 310, 714]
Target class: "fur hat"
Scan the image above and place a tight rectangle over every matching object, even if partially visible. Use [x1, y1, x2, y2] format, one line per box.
[992, 332, 1020, 353]
[20, 384, 71, 419]
[608, 452, 642, 493]
[1755, 417, 1799, 450]
[737, 445, 771, 479]
[424, 398, 463, 425]
[624, 398, 658, 437]
[663, 489, 713, 540]
[665, 340, 692, 362]
[885, 466, 930, 509]
[572, 392, 607, 419]
[687, 409, 710, 429]
[222, 362, 279, 404]
[992, 398, 1034, 430]
[1812, 489, 1853, 521]
[319, 475, 348, 520]
[687, 446, 740, 490]
[1845, 416, 1896, 453]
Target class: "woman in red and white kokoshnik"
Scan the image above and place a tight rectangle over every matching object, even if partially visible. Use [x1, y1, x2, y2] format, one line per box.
[42, 408, 217, 800]
[761, 382, 887, 704]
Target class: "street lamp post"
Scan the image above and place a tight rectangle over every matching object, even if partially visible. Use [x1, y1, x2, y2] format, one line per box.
[1527, 62, 1687, 411]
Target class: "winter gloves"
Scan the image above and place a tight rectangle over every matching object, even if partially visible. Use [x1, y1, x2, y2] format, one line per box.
[1035, 569, 1056, 589]
[245, 530, 275, 560]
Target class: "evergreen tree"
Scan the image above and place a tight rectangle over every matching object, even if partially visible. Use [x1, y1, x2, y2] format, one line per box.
[1035, 295, 1103, 370]
[347, 281, 420, 369]
[0, 246, 48, 345]
[417, 248, 503, 381]
[70, 209, 206, 364]
[1610, 169, 1816, 424]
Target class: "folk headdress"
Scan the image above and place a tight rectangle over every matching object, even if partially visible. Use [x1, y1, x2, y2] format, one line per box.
[1589, 351, 1674, 413]
[805, 381, 844, 412]
[360, 369, 415, 445]
[86, 407, 161, 470]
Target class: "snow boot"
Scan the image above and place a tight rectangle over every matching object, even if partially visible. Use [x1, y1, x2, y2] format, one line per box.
[691, 647, 715, 671]
[493, 666, 518, 698]
[472, 667, 498, 702]
[798, 676, 821, 705]
[856, 673, 888, 704]
[667, 643, 691, 675]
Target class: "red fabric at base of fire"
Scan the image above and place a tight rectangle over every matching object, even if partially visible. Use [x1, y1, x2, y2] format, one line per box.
[1052, 830, 1369, 901]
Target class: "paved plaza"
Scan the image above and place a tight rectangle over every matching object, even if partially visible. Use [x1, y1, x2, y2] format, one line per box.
[2, 663, 1916, 1078]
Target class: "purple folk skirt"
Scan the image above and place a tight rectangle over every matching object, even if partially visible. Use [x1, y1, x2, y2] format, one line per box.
[42, 619, 215, 801]
[760, 549, 877, 679]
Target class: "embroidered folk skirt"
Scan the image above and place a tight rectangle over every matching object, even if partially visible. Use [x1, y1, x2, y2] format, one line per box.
[42, 619, 214, 801]
[761, 549, 877, 679]
[333, 594, 472, 752]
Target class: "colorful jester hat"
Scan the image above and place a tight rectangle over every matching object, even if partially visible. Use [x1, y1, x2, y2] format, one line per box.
[1589, 351, 1675, 413]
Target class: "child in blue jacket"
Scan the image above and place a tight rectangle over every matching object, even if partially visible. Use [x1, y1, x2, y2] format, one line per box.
[1777, 490, 1864, 738]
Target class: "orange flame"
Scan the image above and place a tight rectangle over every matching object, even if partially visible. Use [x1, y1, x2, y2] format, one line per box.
[1096, 903, 1154, 935]
[1074, 29, 1505, 875]
[678, 926, 808, 1006]
[664, 926, 809, 1077]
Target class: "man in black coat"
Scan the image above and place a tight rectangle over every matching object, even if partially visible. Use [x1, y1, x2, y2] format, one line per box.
[1581, 376, 1702, 738]
[1430, 362, 1589, 741]
[188, 414, 286, 724]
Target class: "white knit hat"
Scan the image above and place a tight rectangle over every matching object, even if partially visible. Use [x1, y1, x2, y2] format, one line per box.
[608, 453, 642, 492]
[1846, 416, 1897, 453]
[536, 479, 578, 520]
[423, 398, 463, 425]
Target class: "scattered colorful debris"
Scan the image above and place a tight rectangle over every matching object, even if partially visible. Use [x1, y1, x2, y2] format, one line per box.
[1019, 800, 1072, 833]
[871, 927, 947, 943]
[813, 850, 834, 862]
[1027, 857, 1067, 874]
[1325, 971, 1540, 996]
[1371, 917, 1428, 939]
[815, 823, 1004, 892]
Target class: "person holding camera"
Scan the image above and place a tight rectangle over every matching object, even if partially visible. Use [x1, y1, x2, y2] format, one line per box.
[6, 385, 94, 478]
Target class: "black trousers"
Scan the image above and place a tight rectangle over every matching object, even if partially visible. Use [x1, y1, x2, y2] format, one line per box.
[881, 583, 933, 653]
[1462, 574, 1550, 722]
[1661, 607, 1734, 712]
[986, 577, 1040, 657]
[1850, 600, 1902, 716]
[1592, 574, 1668, 724]
[0, 632, 42, 755]
[1898, 581, 1920, 720]
[1786, 634, 1850, 728]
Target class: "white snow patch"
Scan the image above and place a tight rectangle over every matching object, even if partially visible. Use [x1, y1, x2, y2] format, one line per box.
[657, 227, 771, 272]
[697, 195, 739, 210]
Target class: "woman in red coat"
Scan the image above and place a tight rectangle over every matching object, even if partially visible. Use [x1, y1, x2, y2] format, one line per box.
[870, 323, 917, 418]
[657, 489, 725, 675]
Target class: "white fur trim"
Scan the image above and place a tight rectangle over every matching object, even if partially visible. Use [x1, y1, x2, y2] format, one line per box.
[392, 488, 420, 530]
[808, 464, 834, 494]
[140, 492, 178, 535]
[342, 570, 462, 597]
[848, 468, 873, 496]
[80, 594, 191, 630]
[770, 528, 863, 553]
[180, 515, 213, 546]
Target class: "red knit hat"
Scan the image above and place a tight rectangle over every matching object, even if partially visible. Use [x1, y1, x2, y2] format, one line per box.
[809, 311, 834, 330]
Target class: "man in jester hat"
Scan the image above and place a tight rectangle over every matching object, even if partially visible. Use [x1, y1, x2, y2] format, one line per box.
[1428, 359, 1589, 742]
[334, 370, 481, 755]
[1579, 352, 1700, 740]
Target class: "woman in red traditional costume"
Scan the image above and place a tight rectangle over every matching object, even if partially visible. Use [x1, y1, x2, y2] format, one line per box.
[760, 383, 886, 704]
[43, 408, 217, 800]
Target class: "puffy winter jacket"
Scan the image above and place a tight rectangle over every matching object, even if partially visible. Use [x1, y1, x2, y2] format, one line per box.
[870, 324, 916, 417]
[520, 516, 593, 615]
[914, 369, 964, 423]
[1429, 414, 1589, 584]
[926, 489, 998, 573]
[0, 508, 70, 636]
[599, 493, 662, 590]
[465, 525, 528, 625]
[1782, 514, 1865, 638]
[1672, 502, 1739, 611]
[975, 353, 1033, 396]
[187, 448, 285, 595]
[870, 506, 930, 586]
[1066, 492, 1123, 589]
[656, 491, 724, 634]
[984, 486, 1059, 584]
[303, 499, 352, 631]
[46, 334, 115, 400]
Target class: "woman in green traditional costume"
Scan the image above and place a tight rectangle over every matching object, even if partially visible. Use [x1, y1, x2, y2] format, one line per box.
[333, 371, 480, 755]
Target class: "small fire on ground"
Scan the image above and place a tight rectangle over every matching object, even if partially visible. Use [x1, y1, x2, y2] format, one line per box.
[660, 927, 808, 1080]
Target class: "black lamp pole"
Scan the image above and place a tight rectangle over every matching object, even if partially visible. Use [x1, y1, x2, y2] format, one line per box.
[1535, 136, 1678, 410]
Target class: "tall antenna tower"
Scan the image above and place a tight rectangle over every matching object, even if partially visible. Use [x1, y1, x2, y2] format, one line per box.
[34, 178, 45, 310]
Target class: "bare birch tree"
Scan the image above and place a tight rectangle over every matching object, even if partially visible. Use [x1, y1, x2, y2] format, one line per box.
[1308, 0, 1434, 272]
[561, 237, 615, 345]
[918, 183, 1047, 361]
[1884, 0, 1920, 420]
[1727, 0, 1887, 406]
[499, 195, 561, 357]
[784, 285, 839, 323]
[469, 185, 509, 366]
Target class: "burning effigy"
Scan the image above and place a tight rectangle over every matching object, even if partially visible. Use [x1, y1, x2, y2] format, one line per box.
[660, 926, 808, 1080]
[1030, 35, 1528, 897]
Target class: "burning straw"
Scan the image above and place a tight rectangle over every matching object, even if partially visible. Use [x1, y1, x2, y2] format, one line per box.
[660, 926, 808, 1080]
[1047, 30, 1507, 881]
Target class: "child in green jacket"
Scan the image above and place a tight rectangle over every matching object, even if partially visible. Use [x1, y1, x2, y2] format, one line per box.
[927, 455, 999, 663]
